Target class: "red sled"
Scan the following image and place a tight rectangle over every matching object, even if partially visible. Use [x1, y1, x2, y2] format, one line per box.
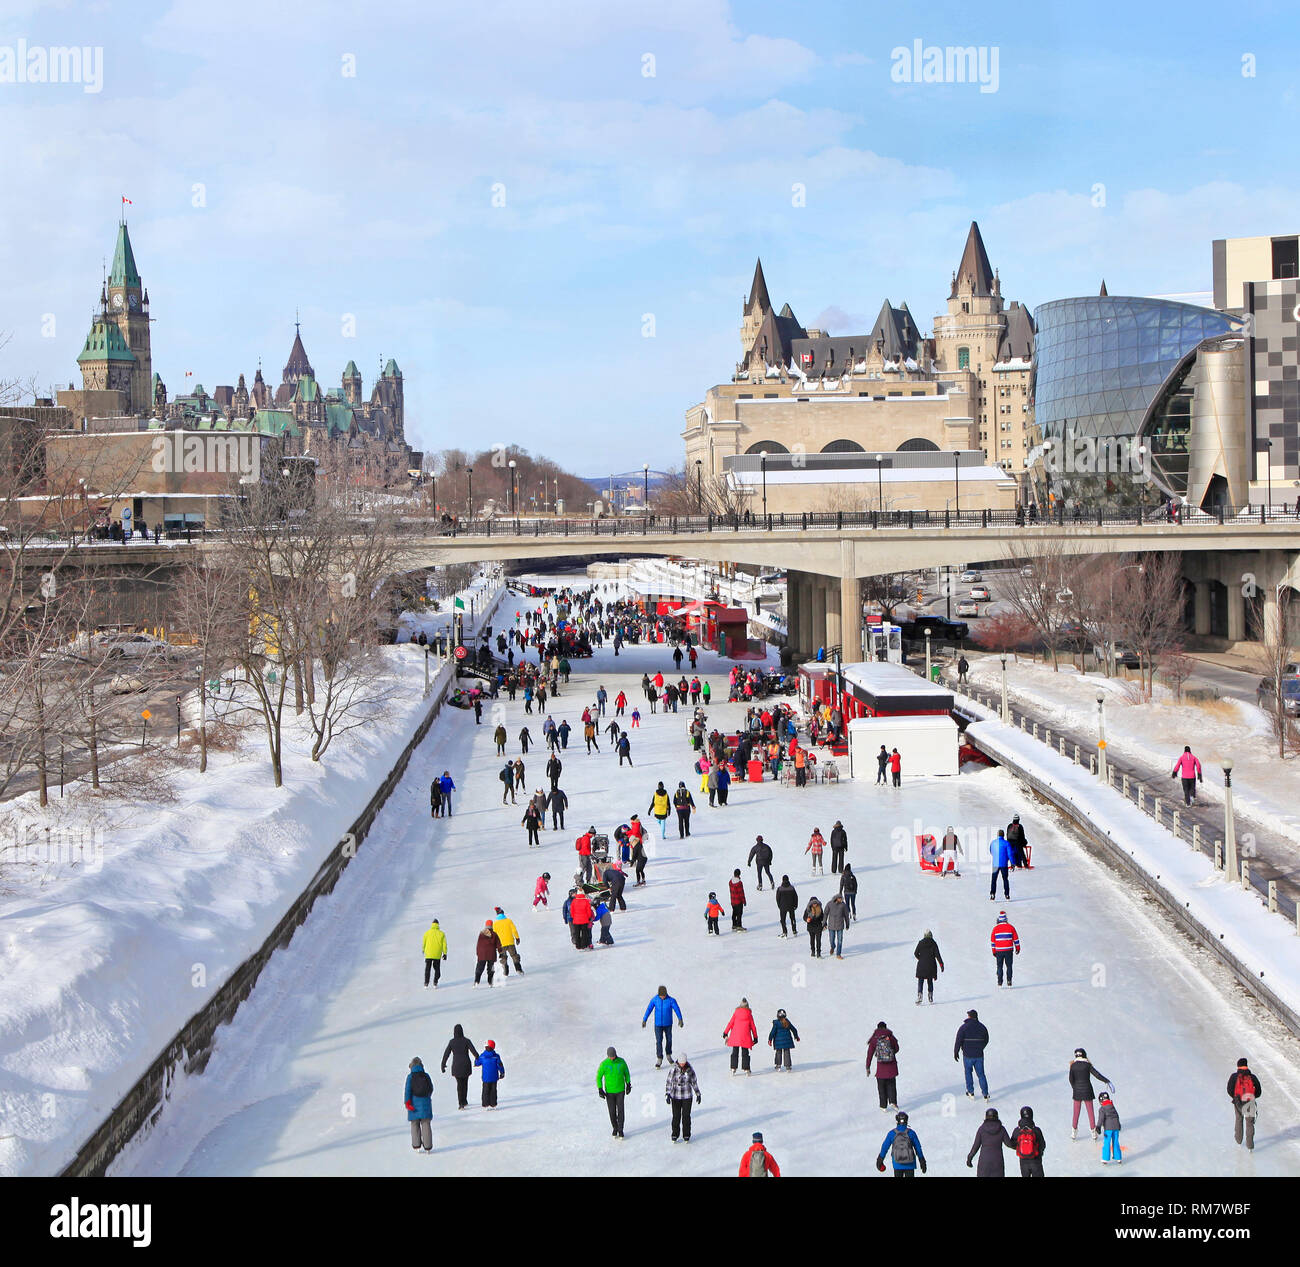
[916, 834, 942, 874]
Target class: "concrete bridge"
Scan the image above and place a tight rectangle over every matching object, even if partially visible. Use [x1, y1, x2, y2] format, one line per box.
[18, 515, 1300, 661]
[380, 516, 1300, 660]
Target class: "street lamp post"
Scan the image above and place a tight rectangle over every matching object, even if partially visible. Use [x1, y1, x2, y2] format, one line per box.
[508, 459, 517, 517]
[760, 452, 768, 519]
[1096, 692, 1108, 782]
[1000, 655, 1009, 722]
[874, 453, 883, 513]
[467, 466, 474, 519]
[695, 459, 703, 513]
[643, 464, 650, 515]
[1223, 758, 1237, 876]
[1265, 439, 1273, 514]
[924, 627, 932, 681]
[953, 451, 961, 517]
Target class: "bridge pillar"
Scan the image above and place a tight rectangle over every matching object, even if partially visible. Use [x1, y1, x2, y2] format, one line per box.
[785, 569, 803, 656]
[1193, 581, 1211, 637]
[840, 574, 862, 662]
[797, 573, 814, 656]
[825, 576, 842, 651]
[1226, 582, 1246, 642]
[811, 576, 828, 654]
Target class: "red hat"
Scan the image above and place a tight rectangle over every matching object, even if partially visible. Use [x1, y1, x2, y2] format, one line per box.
[486, 1040, 496, 1049]
[485, 919, 494, 927]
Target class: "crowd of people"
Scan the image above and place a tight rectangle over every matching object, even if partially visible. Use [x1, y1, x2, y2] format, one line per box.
[402, 580, 1269, 1173]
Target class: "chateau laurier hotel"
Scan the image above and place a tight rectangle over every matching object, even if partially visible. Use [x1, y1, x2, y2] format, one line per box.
[683, 223, 1033, 512]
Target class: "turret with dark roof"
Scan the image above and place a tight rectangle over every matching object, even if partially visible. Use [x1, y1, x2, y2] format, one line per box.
[108, 222, 141, 290]
[951, 221, 995, 298]
[746, 258, 772, 314]
[283, 322, 314, 385]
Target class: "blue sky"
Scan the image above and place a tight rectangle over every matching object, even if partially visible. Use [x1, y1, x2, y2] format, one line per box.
[2, 0, 1297, 473]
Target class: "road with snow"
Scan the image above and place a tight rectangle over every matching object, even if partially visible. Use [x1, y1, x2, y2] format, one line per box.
[115, 583, 1300, 1177]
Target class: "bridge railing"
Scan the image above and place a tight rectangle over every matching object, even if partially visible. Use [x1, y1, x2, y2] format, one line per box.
[403, 500, 1300, 538]
[14, 500, 1300, 554]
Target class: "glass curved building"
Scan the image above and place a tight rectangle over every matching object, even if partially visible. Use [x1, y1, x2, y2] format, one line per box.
[1033, 296, 1240, 442]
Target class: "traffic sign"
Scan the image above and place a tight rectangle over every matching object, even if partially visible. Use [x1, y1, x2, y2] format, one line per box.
[141, 709, 152, 721]
[454, 645, 467, 660]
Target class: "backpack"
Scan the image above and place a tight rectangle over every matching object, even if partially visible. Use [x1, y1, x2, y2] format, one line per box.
[891, 1130, 916, 1166]
[1234, 1072, 1256, 1102]
[748, 1147, 768, 1177]
[873, 1034, 895, 1064]
[1015, 1126, 1041, 1158]
[409, 1069, 433, 1099]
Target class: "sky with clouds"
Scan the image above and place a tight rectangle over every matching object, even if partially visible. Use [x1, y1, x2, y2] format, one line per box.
[2, 0, 1297, 473]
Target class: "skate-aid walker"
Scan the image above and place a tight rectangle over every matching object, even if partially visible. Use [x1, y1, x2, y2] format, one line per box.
[574, 831, 612, 905]
[916, 834, 942, 874]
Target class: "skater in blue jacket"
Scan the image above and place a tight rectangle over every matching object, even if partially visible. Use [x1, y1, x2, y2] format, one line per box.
[876, 1111, 926, 1177]
[474, 1041, 505, 1109]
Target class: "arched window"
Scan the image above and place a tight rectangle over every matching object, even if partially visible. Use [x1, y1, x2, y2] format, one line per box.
[957, 346, 970, 370]
[821, 439, 865, 453]
[745, 441, 789, 454]
[897, 437, 940, 452]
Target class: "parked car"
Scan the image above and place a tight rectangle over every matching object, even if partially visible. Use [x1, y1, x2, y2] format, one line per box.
[969, 585, 991, 601]
[955, 599, 980, 617]
[901, 615, 970, 642]
[1093, 642, 1144, 669]
[960, 570, 983, 583]
[1020, 566, 1034, 578]
[1257, 677, 1300, 716]
[109, 673, 147, 694]
[97, 632, 176, 661]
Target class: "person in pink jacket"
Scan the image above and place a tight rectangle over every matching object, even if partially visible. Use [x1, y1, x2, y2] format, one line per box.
[805, 829, 826, 876]
[1171, 745, 1203, 807]
[532, 872, 551, 909]
[723, 997, 759, 1075]
[698, 753, 711, 794]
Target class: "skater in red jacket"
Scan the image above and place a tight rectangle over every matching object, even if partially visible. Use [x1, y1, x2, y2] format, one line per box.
[739, 1132, 781, 1176]
[728, 869, 747, 931]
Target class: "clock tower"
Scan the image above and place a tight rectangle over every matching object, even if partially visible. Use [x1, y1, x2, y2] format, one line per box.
[104, 220, 152, 414]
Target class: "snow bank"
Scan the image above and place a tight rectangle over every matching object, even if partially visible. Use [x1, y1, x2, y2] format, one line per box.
[0, 625, 473, 1176]
[966, 718, 1300, 1028]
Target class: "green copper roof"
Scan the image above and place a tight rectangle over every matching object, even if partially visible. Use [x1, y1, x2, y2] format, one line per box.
[295, 374, 319, 403]
[325, 401, 355, 434]
[76, 319, 136, 364]
[109, 222, 140, 289]
[253, 408, 301, 438]
[343, 360, 360, 377]
[383, 358, 402, 378]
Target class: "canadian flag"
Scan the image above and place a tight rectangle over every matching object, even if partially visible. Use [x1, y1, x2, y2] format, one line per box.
[801, 352, 813, 364]
[185, 370, 193, 377]
[121, 195, 132, 205]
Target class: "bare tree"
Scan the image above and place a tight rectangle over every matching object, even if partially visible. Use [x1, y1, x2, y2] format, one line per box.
[656, 465, 746, 517]
[1255, 589, 1298, 759]
[1160, 649, 1196, 703]
[1000, 534, 1083, 670]
[1110, 551, 1184, 697]
[171, 552, 246, 773]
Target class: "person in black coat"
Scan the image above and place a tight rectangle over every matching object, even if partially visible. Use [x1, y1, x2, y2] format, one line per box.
[954, 1010, 990, 1099]
[441, 1023, 479, 1109]
[630, 836, 648, 886]
[673, 782, 696, 838]
[747, 836, 774, 890]
[1068, 1048, 1111, 1139]
[1011, 1106, 1046, 1177]
[1006, 814, 1029, 868]
[606, 863, 628, 912]
[829, 821, 849, 873]
[838, 864, 858, 919]
[774, 875, 799, 937]
[914, 930, 944, 1004]
[547, 785, 568, 830]
[1228, 1058, 1263, 1151]
[967, 1108, 1014, 1176]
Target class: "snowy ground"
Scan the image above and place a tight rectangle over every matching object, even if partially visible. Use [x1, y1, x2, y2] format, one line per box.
[0, 577, 513, 1177]
[113, 580, 1300, 1178]
[963, 654, 1300, 852]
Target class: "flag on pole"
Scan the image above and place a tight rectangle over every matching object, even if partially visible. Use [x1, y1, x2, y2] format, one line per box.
[453, 597, 466, 611]
[121, 195, 132, 205]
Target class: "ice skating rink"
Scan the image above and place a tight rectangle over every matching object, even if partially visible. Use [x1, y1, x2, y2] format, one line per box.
[114, 593, 1300, 1177]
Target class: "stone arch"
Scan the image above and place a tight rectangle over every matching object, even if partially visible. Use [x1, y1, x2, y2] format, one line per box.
[897, 437, 940, 452]
[821, 439, 865, 453]
[745, 441, 789, 454]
